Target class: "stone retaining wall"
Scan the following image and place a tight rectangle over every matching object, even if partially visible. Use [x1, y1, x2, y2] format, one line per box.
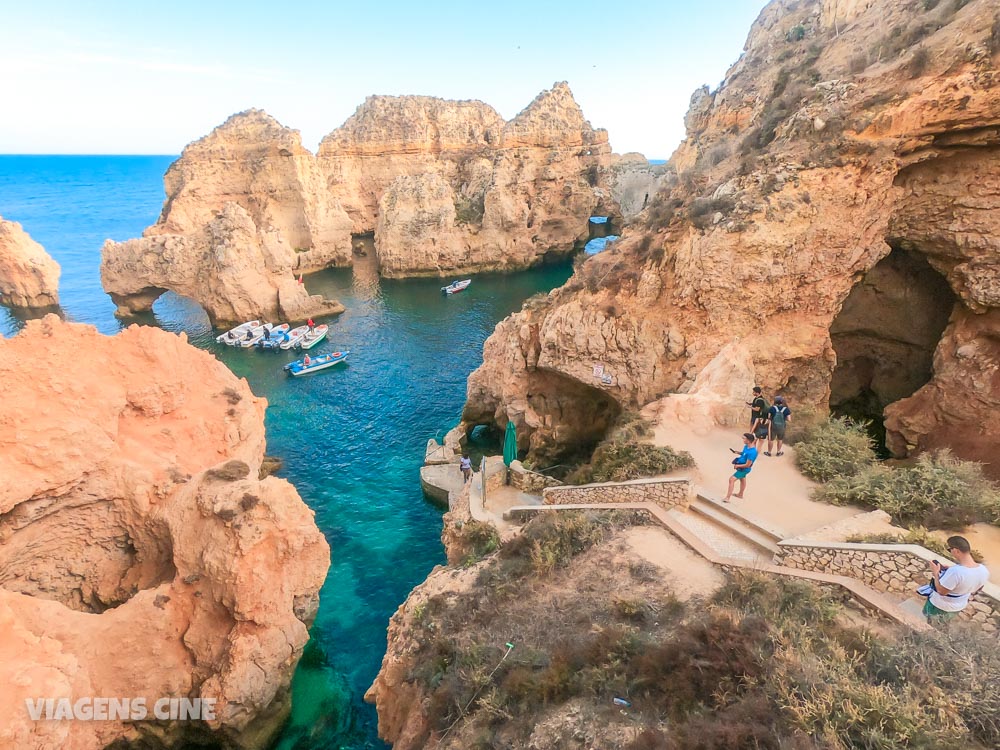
[508, 460, 563, 493]
[777, 541, 1000, 631]
[542, 478, 691, 511]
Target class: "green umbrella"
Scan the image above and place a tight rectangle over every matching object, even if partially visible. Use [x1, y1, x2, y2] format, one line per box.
[503, 420, 518, 467]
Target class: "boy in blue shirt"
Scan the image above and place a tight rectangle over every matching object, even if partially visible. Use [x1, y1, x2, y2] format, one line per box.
[724, 432, 759, 502]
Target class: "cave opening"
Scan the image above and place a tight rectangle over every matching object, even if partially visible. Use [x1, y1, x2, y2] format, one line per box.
[829, 245, 956, 456]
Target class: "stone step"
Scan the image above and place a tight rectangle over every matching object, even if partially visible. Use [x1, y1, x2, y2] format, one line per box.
[666, 508, 768, 564]
[694, 491, 786, 541]
[687, 498, 781, 556]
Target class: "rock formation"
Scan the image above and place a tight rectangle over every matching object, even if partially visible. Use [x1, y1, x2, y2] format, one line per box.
[0, 317, 330, 749]
[102, 202, 344, 327]
[102, 84, 661, 321]
[0, 216, 60, 309]
[464, 0, 1000, 475]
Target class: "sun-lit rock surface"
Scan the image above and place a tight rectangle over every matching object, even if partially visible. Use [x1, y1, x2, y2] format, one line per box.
[0, 216, 60, 309]
[102, 84, 649, 318]
[464, 0, 1000, 474]
[0, 317, 330, 749]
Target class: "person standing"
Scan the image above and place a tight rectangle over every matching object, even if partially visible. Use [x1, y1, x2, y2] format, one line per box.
[924, 536, 990, 625]
[307, 318, 315, 331]
[724, 432, 758, 502]
[765, 395, 791, 456]
[459, 454, 473, 484]
[747, 386, 770, 451]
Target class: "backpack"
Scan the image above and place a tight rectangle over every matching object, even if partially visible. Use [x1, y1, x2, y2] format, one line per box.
[771, 406, 787, 429]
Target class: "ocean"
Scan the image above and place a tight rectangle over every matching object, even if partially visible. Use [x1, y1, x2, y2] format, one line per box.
[0, 155, 573, 748]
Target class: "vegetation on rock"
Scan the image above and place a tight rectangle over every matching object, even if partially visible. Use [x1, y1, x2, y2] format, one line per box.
[566, 412, 694, 485]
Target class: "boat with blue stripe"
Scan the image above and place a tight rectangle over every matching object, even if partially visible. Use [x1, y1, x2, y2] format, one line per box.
[283, 350, 350, 376]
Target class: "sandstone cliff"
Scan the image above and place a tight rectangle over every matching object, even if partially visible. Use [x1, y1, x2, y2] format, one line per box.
[0, 216, 60, 309]
[464, 0, 1000, 475]
[102, 201, 344, 327]
[102, 85, 652, 321]
[0, 317, 330, 750]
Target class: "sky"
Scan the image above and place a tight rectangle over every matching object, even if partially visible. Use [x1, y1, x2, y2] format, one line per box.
[0, 0, 768, 158]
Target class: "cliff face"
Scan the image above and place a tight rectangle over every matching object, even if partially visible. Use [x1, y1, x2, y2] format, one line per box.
[102, 202, 344, 327]
[465, 0, 1000, 473]
[102, 84, 640, 320]
[0, 318, 330, 750]
[0, 216, 60, 309]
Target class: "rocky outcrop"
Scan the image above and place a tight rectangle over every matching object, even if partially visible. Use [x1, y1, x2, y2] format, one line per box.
[104, 84, 616, 318]
[102, 202, 344, 326]
[0, 317, 330, 749]
[0, 216, 60, 309]
[464, 0, 1000, 475]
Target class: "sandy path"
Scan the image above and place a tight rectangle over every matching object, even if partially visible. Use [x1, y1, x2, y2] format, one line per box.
[649, 407, 859, 537]
[621, 526, 725, 599]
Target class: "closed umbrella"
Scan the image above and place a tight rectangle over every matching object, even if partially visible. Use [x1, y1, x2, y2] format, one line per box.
[503, 420, 518, 467]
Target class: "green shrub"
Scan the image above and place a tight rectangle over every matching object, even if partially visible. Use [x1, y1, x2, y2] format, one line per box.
[795, 417, 877, 482]
[567, 442, 694, 485]
[815, 450, 1000, 529]
[454, 520, 501, 566]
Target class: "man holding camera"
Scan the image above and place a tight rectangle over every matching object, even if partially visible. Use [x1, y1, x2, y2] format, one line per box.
[923, 536, 990, 624]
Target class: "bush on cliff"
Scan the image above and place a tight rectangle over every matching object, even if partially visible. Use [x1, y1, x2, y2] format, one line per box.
[794, 417, 877, 482]
[815, 450, 1000, 529]
[565, 412, 694, 485]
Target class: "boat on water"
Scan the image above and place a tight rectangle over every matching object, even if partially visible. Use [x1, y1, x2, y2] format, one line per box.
[278, 325, 310, 350]
[240, 323, 289, 348]
[284, 350, 350, 376]
[216, 320, 261, 345]
[441, 279, 471, 295]
[297, 324, 328, 350]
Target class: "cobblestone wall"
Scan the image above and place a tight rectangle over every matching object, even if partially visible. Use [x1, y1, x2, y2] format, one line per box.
[542, 478, 691, 511]
[509, 461, 563, 493]
[777, 541, 1000, 631]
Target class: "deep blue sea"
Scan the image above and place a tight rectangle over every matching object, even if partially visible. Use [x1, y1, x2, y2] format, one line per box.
[0, 156, 573, 749]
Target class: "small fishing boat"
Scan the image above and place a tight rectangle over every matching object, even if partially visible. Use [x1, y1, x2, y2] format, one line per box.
[441, 279, 471, 295]
[216, 320, 261, 345]
[240, 323, 289, 348]
[278, 325, 310, 350]
[297, 324, 328, 350]
[284, 350, 350, 377]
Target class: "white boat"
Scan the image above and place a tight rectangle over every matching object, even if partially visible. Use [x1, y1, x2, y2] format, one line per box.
[278, 325, 310, 350]
[216, 320, 261, 345]
[297, 324, 328, 350]
[442, 279, 471, 295]
[239, 323, 289, 348]
[284, 350, 349, 376]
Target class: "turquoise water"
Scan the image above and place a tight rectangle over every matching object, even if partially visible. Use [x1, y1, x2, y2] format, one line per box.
[0, 156, 572, 748]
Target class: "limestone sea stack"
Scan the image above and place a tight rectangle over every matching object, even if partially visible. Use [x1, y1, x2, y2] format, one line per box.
[0, 215, 60, 309]
[463, 0, 1000, 474]
[101, 84, 654, 324]
[0, 317, 330, 749]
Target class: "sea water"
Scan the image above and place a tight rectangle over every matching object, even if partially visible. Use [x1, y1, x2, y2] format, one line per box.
[0, 156, 573, 748]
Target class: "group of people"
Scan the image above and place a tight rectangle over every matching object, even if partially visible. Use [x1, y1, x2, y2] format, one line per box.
[723, 386, 791, 502]
[724, 387, 990, 625]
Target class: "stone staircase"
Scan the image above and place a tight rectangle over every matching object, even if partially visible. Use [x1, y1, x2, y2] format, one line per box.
[667, 493, 783, 564]
[504, 486, 930, 631]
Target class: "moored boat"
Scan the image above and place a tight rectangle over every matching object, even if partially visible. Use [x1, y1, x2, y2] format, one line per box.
[297, 324, 328, 350]
[216, 320, 261, 345]
[240, 322, 289, 348]
[441, 279, 471, 295]
[279, 325, 310, 350]
[283, 350, 350, 376]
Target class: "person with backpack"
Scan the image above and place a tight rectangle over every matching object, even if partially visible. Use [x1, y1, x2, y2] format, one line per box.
[747, 386, 770, 450]
[765, 395, 791, 456]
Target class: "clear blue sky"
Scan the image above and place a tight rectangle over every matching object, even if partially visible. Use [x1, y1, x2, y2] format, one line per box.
[0, 0, 767, 158]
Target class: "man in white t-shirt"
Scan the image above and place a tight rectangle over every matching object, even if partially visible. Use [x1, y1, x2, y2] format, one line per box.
[923, 535, 990, 624]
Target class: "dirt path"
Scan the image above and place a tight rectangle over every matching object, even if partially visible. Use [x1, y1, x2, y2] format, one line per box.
[620, 526, 725, 599]
[648, 403, 859, 537]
